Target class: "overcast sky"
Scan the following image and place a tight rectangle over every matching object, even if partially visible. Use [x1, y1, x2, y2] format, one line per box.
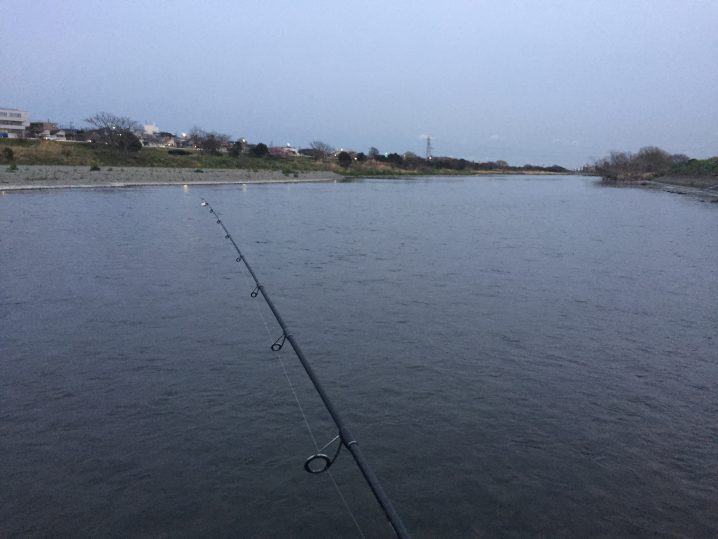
[2, 0, 717, 166]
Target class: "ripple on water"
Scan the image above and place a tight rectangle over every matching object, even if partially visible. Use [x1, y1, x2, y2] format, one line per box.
[1, 178, 717, 537]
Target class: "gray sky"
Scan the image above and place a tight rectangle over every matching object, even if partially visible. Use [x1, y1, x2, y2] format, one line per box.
[2, 0, 717, 167]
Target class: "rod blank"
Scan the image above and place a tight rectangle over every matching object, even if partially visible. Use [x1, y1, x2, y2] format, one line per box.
[202, 199, 410, 539]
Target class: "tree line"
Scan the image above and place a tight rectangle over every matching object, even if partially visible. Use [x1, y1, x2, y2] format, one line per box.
[588, 146, 708, 181]
[81, 112, 571, 172]
[591, 147, 691, 181]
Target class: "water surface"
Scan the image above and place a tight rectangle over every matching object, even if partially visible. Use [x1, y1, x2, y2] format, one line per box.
[2, 176, 717, 537]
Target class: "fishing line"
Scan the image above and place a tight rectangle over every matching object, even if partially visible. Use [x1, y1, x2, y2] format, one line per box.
[201, 199, 410, 539]
[228, 242, 365, 536]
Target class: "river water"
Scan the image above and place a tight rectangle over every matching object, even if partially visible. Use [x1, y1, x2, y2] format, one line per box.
[2, 176, 717, 537]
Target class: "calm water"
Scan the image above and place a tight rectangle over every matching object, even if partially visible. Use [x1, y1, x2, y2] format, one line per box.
[1, 176, 717, 537]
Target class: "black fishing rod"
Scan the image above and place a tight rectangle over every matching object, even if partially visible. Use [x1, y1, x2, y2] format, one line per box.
[201, 199, 410, 539]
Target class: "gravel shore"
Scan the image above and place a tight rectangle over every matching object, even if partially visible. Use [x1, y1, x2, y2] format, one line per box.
[641, 177, 718, 202]
[0, 165, 342, 191]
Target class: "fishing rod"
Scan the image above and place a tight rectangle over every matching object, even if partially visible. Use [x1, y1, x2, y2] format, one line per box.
[201, 199, 410, 539]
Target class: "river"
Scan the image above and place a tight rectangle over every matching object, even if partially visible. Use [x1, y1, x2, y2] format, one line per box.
[2, 176, 717, 537]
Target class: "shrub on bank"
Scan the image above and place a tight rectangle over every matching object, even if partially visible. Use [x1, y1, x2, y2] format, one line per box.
[670, 157, 718, 177]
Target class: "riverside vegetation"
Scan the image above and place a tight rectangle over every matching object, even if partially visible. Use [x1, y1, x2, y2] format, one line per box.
[0, 138, 568, 178]
[592, 146, 718, 189]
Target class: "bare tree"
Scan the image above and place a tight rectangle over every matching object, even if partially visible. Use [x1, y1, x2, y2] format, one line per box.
[368, 147, 380, 160]
[186, 127, 230, 154]
[188, 126, 206, 148]
[635, 146, 672, 173]
[201, 131, 230, 155]
[594, 146, 672, 180]
[85, 112, 140, 150]
[403, 151, 423, 168]
[310, 140, 334, 160]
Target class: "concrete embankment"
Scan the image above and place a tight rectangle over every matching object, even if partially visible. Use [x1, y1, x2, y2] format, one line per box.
[0, 165, 342, 191]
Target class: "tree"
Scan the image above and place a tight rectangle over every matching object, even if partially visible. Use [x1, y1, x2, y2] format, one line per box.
[252, 142, 269, 157]
[85, 112, 141, 151]
[337, 151, 352, 168]
[185, 127, 230, 155]
[201, 134, 222, 155]
[119, 132, 142, 152]
[200, 132, 230, 155]
[310, 140, 334, 160]
[594, 146, 672, 180]
[229, 139, 247, 157]
[368, 147, 380, 160]
[403, 151, 423, 168]
[386, 153, 403, 165]
[355, 152, 367, 162]
[635, 146, 672, 173]
[188, 126, 206, 148]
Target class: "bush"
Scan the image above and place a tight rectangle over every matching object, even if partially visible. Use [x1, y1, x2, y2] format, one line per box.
[123, 133, 143, 152]
[90, 162, 101, 171]
[252, 143, 269, 158]
[670, 157, 718, 177]
[337, 151, 352, 168]
[2, 147, 14, 161]
[168, 149, 191, 156]
[8, 163, 18, 172]
[386, 152, 403, 165]
[228, 140, 245, 157]
[594, 146, 672, 180]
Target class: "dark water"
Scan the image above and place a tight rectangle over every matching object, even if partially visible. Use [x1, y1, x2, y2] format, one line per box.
[2, 176, 717, 538]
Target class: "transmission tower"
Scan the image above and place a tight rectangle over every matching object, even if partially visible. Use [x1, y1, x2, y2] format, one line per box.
[425, 136, 433, 160]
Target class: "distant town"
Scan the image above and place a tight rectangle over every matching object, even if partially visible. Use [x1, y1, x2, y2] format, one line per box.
[0, 106, 575, 174]
[4, 106, 715, 186]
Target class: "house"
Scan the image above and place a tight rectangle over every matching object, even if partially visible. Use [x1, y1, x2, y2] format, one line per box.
[29, 122, 58, 138]
[269, 144, 300, 158]
[142, 131, 177, 147]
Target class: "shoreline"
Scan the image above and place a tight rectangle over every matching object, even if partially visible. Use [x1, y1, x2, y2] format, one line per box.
[0, 165, 342, 191]
[3, 166, 716, 203]
[600, 175, 718, 202]
[0, 165, 568, 191]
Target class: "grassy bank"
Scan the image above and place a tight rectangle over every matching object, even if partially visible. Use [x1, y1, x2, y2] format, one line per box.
[596, 149, 718, 185]
[668, 157, 718, 178]
[0, 139, 567, 178]
[0, 139, 332, 174]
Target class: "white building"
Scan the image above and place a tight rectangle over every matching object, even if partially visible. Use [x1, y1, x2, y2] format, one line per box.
[143, 122, 160, 136]
[0, 107, 30, 138]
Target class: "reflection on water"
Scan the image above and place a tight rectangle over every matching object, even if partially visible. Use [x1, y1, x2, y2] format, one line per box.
[1, 176, 717, 537]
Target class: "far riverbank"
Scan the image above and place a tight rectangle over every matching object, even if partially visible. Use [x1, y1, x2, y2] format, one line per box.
[0, 165, 342, 191]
